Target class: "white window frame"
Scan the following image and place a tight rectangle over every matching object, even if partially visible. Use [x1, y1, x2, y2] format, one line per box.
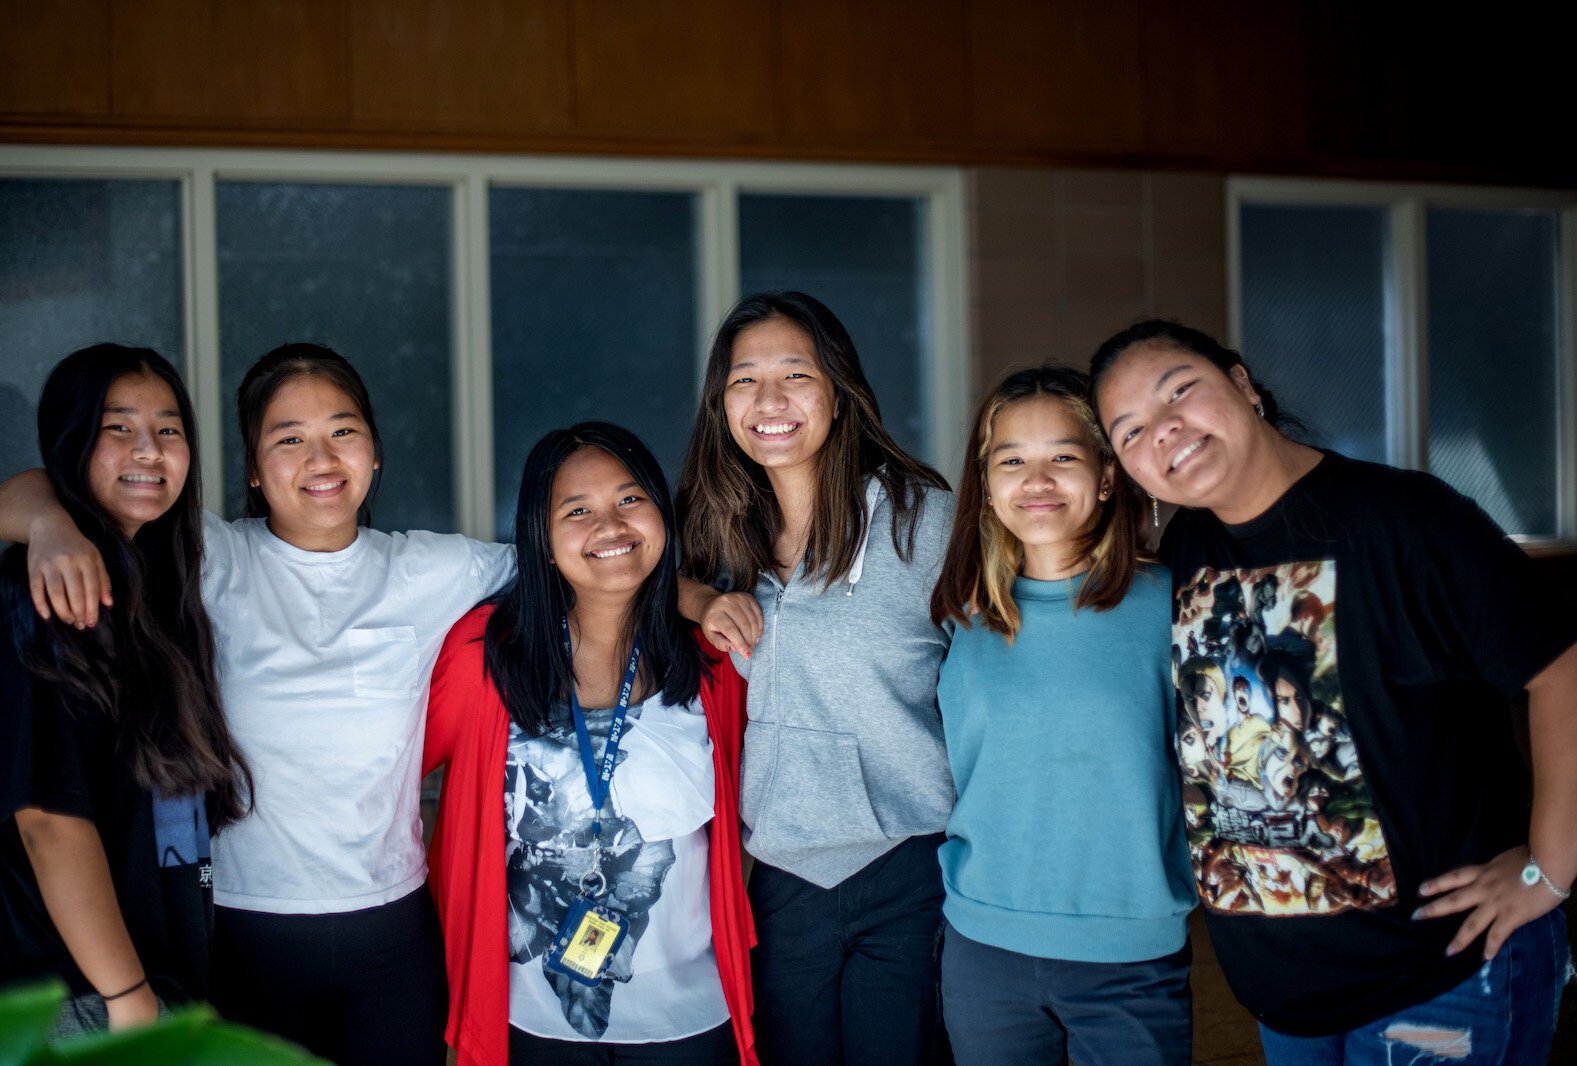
[0, 145, 970, 539]
[1227, 176, 1577, 547]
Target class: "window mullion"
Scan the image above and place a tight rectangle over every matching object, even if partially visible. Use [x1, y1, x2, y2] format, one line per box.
[457, 171, 495, 541]
[187, 166, 224, 512]
[697, 180, 739, 395]
[1387, 199, 1427, 471]
[1557, 209, 1577, 541]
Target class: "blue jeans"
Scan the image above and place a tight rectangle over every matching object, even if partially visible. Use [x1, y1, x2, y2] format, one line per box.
[1258, 908, 1571, 1066]
[940, 923, 1192, 1066]
[747, 834, 949, 1066]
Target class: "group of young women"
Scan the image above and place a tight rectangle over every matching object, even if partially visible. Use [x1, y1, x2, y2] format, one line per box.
[1, 291, 1573, 1066]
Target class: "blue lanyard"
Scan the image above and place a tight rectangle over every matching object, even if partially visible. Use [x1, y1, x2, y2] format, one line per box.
[561, 617, 642, 844]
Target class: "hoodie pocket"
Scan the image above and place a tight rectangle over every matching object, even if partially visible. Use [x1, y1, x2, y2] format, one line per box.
[755, 724, 885, 849]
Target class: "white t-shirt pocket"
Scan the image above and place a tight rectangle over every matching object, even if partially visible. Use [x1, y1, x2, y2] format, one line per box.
[346, 626, 420, 698]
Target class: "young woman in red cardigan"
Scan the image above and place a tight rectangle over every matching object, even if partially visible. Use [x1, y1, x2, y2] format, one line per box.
[423, 421, 756, 1066]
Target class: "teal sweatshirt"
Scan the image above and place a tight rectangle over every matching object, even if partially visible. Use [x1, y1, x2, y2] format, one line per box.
[937, 566, 1195, 963]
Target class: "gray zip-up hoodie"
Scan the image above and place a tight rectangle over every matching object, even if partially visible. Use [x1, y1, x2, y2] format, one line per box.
[731, 480, 956, 888]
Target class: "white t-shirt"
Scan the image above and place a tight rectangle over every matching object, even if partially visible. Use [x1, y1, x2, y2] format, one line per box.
[203, 512, 513, 913]
[504, 692, 727, 1043]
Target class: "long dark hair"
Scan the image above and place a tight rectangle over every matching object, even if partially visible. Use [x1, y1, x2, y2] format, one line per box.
[5, 344, 252, 829]
[485, 422, 701, 736]
[1088, 319, 1302, 436]
[932, 365, 1146, 638]
[678, 291, 947, 590]
[236, 343, 384, 526]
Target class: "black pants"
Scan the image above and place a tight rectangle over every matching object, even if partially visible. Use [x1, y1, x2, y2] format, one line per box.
[211, 883, 448, 1066]
[747, 833, 950, 1066]
[508, 1021, 737, 1064]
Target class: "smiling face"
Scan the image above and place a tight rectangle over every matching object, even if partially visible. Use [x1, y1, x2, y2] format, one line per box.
[548, 446, 666, 606]
[1095, 342, 1265, 512]
[88, 370, 191, 539]
[251, 374, 378, 551]
[984, 395, 1113, 580]
[722, 316, 837, 485]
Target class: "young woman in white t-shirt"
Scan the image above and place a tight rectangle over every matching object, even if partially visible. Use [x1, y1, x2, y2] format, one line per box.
[4, 343, 513, 1065]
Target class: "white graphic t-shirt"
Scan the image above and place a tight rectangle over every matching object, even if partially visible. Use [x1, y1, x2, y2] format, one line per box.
[504, 692, 726, 1043]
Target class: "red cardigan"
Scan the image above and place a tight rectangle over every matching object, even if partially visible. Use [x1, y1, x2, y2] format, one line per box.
[424, 606, 757, 1066]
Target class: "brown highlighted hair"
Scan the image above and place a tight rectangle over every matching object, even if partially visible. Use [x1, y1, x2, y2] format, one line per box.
[678, 291, 946, 590]
[931, 364, 1145, 639]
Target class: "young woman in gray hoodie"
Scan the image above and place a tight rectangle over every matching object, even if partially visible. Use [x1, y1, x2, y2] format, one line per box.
[678, 291, 956, 1065]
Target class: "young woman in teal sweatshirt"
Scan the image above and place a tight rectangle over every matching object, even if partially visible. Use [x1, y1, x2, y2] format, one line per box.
[930, 365, 1195, 1066]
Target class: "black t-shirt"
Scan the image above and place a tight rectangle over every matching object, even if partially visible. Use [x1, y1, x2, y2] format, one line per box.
[0, 558, 213, 1004]
[1160, 451, 1577, 1036]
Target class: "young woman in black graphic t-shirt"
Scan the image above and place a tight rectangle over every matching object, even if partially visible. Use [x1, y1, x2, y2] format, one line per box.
[1090, 321, 1577, 1063]
[0, 346, 251, 1035]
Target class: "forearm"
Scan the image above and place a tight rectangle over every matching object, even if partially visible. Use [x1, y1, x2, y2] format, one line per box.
[0, 469, 66, 544]
[678, 575, 720, 624]
[1526, 641, 1577, 891]
[15, 808, 147, 997]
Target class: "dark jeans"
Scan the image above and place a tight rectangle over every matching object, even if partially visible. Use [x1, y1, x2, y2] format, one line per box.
[940, 923, 1192, 1066]
[508, 1021, 737, 1064]
[1258, 908, 1571, 1066]
[211, 883, 447, 1066]
[748, 833, 949, 1066]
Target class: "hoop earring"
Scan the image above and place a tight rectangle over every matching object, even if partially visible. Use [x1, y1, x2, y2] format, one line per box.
[1151, 495, 1160, 528]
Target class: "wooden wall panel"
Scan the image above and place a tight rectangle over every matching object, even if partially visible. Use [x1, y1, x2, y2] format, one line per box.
[1138, 0, 1310, 160]
[349, 0, 571, 132]
[776, 0, 971, 145]
[0, 0, 1571, 187]
[0, 0, 112, 117]
[108, 0, 349, 123]
[571, 0, 775, 143]
[969, 0, 1144, 155]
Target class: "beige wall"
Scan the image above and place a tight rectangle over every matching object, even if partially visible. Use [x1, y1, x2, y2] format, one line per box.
[968, 167, 1227, 397]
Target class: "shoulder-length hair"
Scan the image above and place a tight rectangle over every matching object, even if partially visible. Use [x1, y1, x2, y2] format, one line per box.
[678, 291, 947, 590]
[485, 421, 700, 736]
[931, 364, 1145, 639]
[18, 344, 252, 829]
[236, 342, 384, 526]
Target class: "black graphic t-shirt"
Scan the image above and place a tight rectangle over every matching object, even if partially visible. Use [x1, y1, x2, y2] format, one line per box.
[0, 562, 213, 1005]
[1161, 452, 1577, 1036]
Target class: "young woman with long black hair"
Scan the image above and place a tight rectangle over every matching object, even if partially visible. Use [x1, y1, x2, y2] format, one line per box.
[929, 365, 1194, 1066]
[678, 292, 954, 1065]
[1, 344, 251, 1034]
[1091, 320, 1577, 1064]
[2, 343, 513, 1065]
[423, 421, 755, 1066]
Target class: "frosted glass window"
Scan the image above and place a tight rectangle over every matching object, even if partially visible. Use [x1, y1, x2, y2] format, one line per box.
[489, 188, 698, 539]
[0, 179, 182, 481]
[1240, 204, 1389, 462]
[739, 194, 928, 461]
[217, 182, 453, 533]
[1427, 209, 1558, 536]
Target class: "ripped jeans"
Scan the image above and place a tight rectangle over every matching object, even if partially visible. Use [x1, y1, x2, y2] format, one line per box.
[1257, 908, 1570, 1065]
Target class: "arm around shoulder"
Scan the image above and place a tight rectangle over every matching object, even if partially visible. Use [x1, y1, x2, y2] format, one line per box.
[0, 470, 110, 628]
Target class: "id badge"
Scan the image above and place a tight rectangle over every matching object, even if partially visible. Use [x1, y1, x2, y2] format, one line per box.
[545, 896, 630, 986]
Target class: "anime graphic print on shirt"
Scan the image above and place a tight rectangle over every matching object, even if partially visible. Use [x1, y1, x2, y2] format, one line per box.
[1174, 560, 1395, 916]
[503, 704, 676, 1040]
